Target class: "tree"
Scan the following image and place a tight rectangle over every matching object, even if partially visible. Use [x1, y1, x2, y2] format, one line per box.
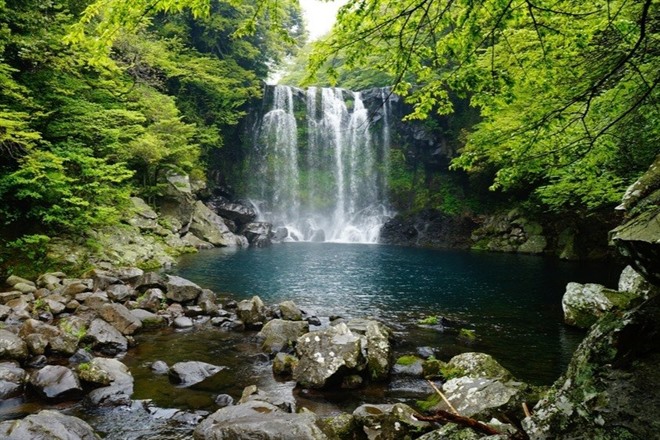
[308, 0, 659, 212]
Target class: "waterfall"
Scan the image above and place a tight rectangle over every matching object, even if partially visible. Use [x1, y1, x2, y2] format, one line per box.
[249, 85, 394, 244]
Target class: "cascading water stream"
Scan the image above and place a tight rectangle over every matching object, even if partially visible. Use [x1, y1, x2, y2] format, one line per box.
[249, 85, 394, 244]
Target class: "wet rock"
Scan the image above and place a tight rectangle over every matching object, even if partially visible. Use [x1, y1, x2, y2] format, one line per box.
[306, 315, 322, 326]
[417, 347, 436, 359]
[151, 360, 169, 375]
[0, 361, 26, 398]
[215, 394, 234, 408]
[0, 329, 28, 360]
[435, 376, 530, 418]
[278, 300, 303, 321]
[618, 265, 659, 300]
[83, 292, 110, 311]
[392, 355, 424, 376]
[0, 304, 10, 320]
[353, 403, 432, 439]
[318, 413, 357, 440]
[341, 374, 363, 389]
[257, 319, 309, 354]
[293, 323, 365, 389]
[169, 361, 226, 387]
[84, 357, 134, 406]
[238, 384, 296, 413]
[69, 349, 93, 365]
[130, 309, 166, 328]
[562, 282, 641, 329]
[236, 295, 267, 328]
[0, 409, 98, 439]
[165, 275, 203, 303]
[272, 352, 298, 376]
[365, 320, 392, 381]
[29, 365, 82, 400]
[416, 424, 482, 440]
[182, 233, 215, 250]
[173, 316, 194, 329]
[84, 319, 128, 355]
[523, 295, 660, 439]
[100, 303, 142, 335]
[193, 400, 327, 440]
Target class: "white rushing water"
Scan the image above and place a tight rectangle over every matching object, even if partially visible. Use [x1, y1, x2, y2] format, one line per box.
[251, 85, 394, 244]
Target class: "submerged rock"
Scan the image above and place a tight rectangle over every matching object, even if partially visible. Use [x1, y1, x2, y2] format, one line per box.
[169, 361, 226, 387]
[0, 410, 98, 439]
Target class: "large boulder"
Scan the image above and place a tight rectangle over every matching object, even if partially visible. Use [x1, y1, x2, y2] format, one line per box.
[0, 410, 98, 439]
[0, 329, 28, 360]
[0, 361, 26, 398]
[169, 361, 226, 387]
[293, 323, 365, 389]
[257, 319, 309, 354]
[83, 319, 128, 355]
[561, 282, 641, 329]
[157, 172, 196, 229]
[523, 295, 660, 439]
[99, 303, 142, 335]
[353, 403, 432, 439]
[19, 319, 79, 356]
[236, 295, 267, 328]
[365, 320, 392, 381]
[445, 352, 513, 381]
[242, 222, 273, 247]
[278, 300, 303, 321]
[193, 400, 327, 440]
[29, 365, 82, 400]
[83, 357, 134, 406]
[190, 201, 244, 247]
[611, 154, 660, 284]
[165, 275, 203, 303]
[207, 196, 257, 226]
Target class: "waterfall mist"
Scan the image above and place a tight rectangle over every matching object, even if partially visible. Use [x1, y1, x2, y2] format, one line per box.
[246, 85, 394, 243]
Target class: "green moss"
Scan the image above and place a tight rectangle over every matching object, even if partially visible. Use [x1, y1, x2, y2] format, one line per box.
[396, 355, 421, 366]
[422, 358, 446, 377]
[415, 393, 441, 412]
[439, 364, 465, 381]
[418, 315, 439, 325]
[457, 328, 476, 343]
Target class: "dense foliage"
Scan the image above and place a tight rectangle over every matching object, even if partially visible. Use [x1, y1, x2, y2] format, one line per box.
[308, 0, 659, 213]
[0, 0, 304, 272]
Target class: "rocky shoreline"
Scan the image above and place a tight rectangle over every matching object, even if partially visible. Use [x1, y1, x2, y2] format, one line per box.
[0, 255, 657, 439]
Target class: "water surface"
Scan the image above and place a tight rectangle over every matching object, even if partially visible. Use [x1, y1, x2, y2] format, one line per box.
[175, 243, 620, 384]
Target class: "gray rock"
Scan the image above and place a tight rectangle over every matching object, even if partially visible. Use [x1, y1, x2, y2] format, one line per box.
[131, 196, 158, 220]
[0, 410, 98, 439]
[0, 329, 28, 360]
[353, 403, 432, 439]
[257, 319, 309, 354]
[293, 323, 365, 389]
[44, 298, 66, 315]
[130, 309, 166, 328]
[151, 360, 169, 375]
[437, 376, 528, 418]
[272, 352, 298, 376]
[173, 316, 194, 328]
[84, 319, 128, 355]
[618, 265, 659, 299]
[561, 282, 641, 329]
[365, 320, 392, 381]
[5, 275, 34, 287]
[392, 356, 424, 376]
[169, 361, 225, 387]
[29, 365, 82, 399]
[136, 287, 165, 312]
[112, 267, 144, 285]
[0, 291, 21, 304]
[13, 282, 37, 294]
[236, 295, 267, 328]
[37, 273, 63, 290]
[134, 272, 167, 292]
[193, 400, 327, 440]
[238, 384, 296, 413]
[278, 300, 303, 321]
[446, 352, 513, 381]
[0, 304, 10, 320]
[215, 394, 234, 408]
[0, 361, 26, 398]
[106, 284, 133, 302]
[83, 357, 134, 407]
[165, 275, 203, 303]
[207, 196, 257, 225]
[100, 303, 142, 335]
[182, 233, 215, 249]
[190, 201, 244, 247]
[524, 295, 660, 439]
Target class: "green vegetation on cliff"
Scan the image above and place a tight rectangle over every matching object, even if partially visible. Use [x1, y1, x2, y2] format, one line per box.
[0, 0, 304, 275]
[307, 0, 659, 215]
